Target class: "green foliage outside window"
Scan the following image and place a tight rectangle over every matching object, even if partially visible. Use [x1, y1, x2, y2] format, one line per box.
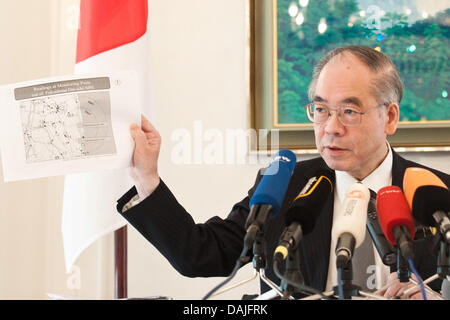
[277, 0, 450, 124]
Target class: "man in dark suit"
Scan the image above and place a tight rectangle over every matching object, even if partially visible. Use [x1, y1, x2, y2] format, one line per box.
[117, 46, 450, 299]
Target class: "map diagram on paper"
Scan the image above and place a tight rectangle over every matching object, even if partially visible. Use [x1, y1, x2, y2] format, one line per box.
[0, 74, 140, 182]
[19, 91, 117, 163]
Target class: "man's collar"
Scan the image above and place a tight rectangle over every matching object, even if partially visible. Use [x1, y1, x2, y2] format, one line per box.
[335, 142, 393, 203]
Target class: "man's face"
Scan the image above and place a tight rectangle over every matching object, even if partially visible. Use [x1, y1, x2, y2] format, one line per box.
[313, 53, 397, 180]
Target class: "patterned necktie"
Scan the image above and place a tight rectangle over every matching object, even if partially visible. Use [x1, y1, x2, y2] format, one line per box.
[352, 229, 376, 292]
[352, 186, 376, 292]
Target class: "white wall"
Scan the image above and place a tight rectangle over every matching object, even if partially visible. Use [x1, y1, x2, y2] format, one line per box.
[0, 0, 448, 300]
[0, 0, 114, 300]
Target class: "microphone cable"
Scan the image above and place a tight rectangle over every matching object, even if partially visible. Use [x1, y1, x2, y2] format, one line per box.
[202, 246, 250, 300]
[273, 257, 331, 300]
[407, 258, 427, 300]
[337, 268, 345, 300]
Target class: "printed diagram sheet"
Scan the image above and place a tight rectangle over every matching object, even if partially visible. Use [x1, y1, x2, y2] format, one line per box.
[0, 72, 141, 181]
[20, 91, 116, 163]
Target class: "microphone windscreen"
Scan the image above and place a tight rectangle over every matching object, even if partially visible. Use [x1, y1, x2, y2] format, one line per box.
[403, 167, 449, 225]
[285, 170, 334, 234]
[403, 167, 448, 210]
[332, 183, 369, 248]
[249, 149, 297, 216]
[376, 186, 415, 245]
[411, 185, 450, 226]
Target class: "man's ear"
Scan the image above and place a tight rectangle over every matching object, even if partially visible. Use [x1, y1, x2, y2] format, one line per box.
[384, 103, 399, 136]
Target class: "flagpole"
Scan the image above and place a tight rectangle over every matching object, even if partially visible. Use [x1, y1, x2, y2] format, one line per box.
[72, 0, 147, 300]
[114, 225, 127, 299]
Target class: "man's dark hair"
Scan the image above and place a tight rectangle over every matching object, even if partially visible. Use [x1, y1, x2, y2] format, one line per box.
[308, 45, 403, 105]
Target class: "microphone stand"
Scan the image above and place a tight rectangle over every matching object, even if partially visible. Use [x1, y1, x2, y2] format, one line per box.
[391, 247, 415, 298]
[274, 248, 338, 300]
[271, 222, 307, 299]
[210, 241, 285, 299]
[394, 246, 442, 299]
[423, 231, 450, 299]
[280, 249, 304, 299]
[386, 245, 446, 300]
[244, 204, 287, 298]
[251, 227, 285, 297]
[397, 247, 410, 283]
[273, 248, 305, 299]
[437, 240, 450, 280]
[209, 210, 285, 299]
[333, 261, 362, 300]
[400, 238, 449, 300]
[403, 237, 449, 300]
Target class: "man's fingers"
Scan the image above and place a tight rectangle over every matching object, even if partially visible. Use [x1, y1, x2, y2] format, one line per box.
[141, 114, 157, 133]
[384, 281, 407, 299]
[130, 123, 139, 132]
[130, 123, 148, 147]
[384, 284, 399, 298]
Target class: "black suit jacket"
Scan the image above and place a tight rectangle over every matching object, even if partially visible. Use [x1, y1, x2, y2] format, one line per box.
[117, 150, 449, 293]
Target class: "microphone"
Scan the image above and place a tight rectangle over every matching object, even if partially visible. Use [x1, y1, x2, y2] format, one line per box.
[414, 225, 438, 240]
[273, 170, 334, 298]
[332, 182, 370, 269]
[244, 149, 297, 248]
[403, 167, 450, 243]
[366, 189, 397, 266]
[376, 186, 415, 261]
[434, 211, 450, 243]
[274, 171, 334, 262]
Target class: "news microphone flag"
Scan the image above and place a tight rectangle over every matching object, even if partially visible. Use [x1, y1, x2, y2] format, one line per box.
[62, 0, 154, 272]
[275, 170, 333, 261]
[403, 167, 450, 242]
[376, 186, 415, 260]
[244, 149, 296, 248]
[332, 182, 370, 268]
[376, 186, 415, 245]
[248, 149, 297, 216]
[285, 171, 333, 232]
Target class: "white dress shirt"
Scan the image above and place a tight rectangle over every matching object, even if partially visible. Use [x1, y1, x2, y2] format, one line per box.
[325, 143, 393, 292]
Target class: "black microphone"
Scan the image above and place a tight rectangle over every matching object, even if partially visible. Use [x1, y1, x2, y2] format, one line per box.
[411, 185, 450, 243]
[273, 171, 334, 262]
[403, 167, 450, 243]
[403, 168, 450, 283]
[273, 170, 334, 299]
[366, 189, 397, 266]
[414, 225, 438, 241]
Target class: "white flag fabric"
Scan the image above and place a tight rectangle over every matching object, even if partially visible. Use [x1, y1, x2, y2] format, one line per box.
[62, 0, 153, 272]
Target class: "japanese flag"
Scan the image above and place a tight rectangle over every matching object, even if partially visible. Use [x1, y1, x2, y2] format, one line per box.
[62, 0, 153, 272]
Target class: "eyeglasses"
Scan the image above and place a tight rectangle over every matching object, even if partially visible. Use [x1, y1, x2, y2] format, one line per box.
[304, 102, 386, 127]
